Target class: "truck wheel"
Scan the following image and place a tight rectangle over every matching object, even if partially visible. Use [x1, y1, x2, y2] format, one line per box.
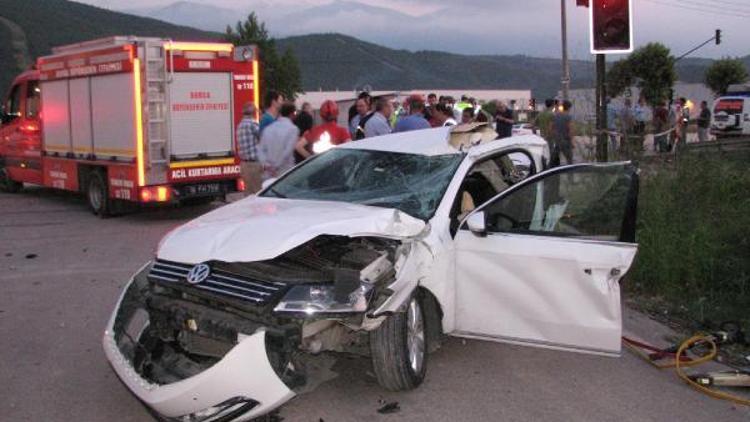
[87, 171, 111, 217]
[370, 293, 428, 391]
[0, 167, 22, 193]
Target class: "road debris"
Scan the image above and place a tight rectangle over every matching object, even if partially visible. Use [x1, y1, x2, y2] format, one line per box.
[377, 401, 400, 414]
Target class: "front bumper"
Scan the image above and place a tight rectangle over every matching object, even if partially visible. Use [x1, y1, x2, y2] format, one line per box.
[102, 268, 295, 421]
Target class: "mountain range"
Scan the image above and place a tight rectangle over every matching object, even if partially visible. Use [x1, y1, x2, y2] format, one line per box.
[1, 0, 748, 101]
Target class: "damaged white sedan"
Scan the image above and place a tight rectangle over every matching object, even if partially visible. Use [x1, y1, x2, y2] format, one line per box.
[103, 124, 639, 421]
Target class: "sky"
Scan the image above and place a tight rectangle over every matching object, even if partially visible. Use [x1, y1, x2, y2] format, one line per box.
[77, 0, 750, 60]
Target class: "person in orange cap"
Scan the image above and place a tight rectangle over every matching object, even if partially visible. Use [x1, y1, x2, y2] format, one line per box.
[295, 100, 351, 160]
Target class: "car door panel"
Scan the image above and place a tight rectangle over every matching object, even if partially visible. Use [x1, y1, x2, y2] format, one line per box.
[453, 163, 639, 355]
[455, 232, 636, 355]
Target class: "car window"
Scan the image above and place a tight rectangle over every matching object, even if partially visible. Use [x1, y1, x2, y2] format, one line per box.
[26, 81, 40, 119]
[481, 165, 636, 242]
[262, 148, 464, 221]
[4, 84, 22, 122]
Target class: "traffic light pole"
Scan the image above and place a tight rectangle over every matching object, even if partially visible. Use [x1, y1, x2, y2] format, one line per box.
[560, 0, 571, 101]
[595, 54, 608, 162]
[674, 29, 722, 63]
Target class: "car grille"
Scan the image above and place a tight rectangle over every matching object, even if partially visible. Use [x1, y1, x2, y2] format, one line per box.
[148, 259, 287, 305]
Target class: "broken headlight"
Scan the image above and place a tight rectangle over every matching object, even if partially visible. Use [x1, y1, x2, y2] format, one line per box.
[273, 282, 372, 315]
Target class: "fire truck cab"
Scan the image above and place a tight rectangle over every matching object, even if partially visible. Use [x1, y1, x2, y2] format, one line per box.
[0, 36, 259, 215]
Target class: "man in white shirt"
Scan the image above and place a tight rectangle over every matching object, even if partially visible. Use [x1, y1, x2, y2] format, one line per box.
[259, 103, 299, 180]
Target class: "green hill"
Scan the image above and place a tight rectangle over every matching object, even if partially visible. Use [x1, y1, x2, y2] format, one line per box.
[0, 0, 218, 94]
[277, 34, 597, 99]
[277, 34, 748, 99]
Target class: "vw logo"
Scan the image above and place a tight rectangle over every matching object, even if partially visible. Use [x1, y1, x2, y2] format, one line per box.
[186, 264, 211, 285]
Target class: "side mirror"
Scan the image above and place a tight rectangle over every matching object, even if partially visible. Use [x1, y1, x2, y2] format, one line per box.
[466, 211, 487, 237]
[261, 178, 277, 191]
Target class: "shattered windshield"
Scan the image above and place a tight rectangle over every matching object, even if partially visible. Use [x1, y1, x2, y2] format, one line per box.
[261, 149, 464, 220]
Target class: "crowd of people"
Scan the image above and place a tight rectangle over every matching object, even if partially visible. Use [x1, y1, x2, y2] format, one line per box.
[605, 95, 712, 155]
[533, 99, 576, 167]
[237, 91, 528, 193]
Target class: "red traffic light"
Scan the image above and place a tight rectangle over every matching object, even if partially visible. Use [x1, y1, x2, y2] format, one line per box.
[590, 0, 633, 54]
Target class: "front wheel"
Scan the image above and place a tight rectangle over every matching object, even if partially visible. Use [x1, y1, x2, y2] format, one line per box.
[370, 293, 427, 391]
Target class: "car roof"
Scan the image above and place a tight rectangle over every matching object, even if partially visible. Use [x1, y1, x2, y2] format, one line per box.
[339, 125, 546, 157]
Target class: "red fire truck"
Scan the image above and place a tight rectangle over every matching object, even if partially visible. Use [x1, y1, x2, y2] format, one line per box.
[0, 36, 259, 215]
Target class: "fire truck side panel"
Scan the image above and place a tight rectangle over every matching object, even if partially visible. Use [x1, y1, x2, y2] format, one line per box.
[91, 73, 136, 159]
[69, 78, 94, 156]
[42, 157, 79, 191]
[40, 79, 72, 155]
[168, 72, 234, 158]
[232, 72, 256, 131]
[107, 164, 138, 201]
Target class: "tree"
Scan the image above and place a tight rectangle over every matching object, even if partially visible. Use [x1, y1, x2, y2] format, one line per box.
[606, 59, 632, 99]
[606, 43, 676, 106]
[224, 13, 303, 102]
[704, 58, 748, 96]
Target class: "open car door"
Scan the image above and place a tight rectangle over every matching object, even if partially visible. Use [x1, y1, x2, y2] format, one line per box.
[453, 163, 639, 356]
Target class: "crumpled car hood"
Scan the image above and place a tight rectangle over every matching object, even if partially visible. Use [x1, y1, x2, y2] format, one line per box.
[157, 197, 426, 264]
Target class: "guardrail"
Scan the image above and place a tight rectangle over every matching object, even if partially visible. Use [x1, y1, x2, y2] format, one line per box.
[685, 137, 750, 153]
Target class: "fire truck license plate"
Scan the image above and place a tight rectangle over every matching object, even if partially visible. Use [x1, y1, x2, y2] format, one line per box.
[185, 183, 223, 196]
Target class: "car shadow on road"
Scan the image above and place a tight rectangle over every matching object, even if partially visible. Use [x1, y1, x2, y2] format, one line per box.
[2, 185, 222, 222]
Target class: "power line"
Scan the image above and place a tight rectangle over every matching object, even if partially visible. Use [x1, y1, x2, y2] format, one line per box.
[680, 0, 750, 13]
[645, 0, 750, 18]
[644, 0, 750, 19]
[701, 0, 750, 9]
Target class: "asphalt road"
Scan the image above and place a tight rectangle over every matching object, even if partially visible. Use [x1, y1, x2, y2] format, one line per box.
[1, 187, 747, 422]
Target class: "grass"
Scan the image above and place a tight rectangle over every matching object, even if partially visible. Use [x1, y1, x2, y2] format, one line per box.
[627, 151, 750, 329]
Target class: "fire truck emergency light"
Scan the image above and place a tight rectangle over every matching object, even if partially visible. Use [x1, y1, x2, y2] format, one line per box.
[590, 0, 633, 54]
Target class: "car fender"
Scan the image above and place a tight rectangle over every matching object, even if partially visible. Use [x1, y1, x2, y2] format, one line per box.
[368, 240, 432, 318]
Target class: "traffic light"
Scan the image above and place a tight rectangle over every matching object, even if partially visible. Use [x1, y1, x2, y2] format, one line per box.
[529, 98, 536, 110]
[590, 0, 633, 54]
[715, 29, 722, 45]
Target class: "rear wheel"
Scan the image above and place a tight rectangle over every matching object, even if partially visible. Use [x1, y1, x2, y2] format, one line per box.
[0, 166, 22, 193]
[370, 293, 428, 391]
[87, 171, 111, 217]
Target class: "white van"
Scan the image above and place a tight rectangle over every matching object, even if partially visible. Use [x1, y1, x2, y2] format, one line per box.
[712, 85, 750, 138]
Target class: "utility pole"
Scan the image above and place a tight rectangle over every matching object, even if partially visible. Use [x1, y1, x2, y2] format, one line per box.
[595, 54, 608, 162]
[560, 0, 571, 101]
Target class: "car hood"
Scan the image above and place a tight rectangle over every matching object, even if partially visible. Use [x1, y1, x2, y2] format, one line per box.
[157, 197, 426, 264]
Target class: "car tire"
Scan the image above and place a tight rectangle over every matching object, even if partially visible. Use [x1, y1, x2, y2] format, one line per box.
[370, 292, 428, 391]
[87, 170, 111, 217]
[0, 166, 22, 193]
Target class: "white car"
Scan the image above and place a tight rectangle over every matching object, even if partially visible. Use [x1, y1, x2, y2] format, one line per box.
[103, 124, 639, 421]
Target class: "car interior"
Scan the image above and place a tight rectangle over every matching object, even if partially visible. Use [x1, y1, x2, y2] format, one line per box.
[450, 151, 535, 235]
